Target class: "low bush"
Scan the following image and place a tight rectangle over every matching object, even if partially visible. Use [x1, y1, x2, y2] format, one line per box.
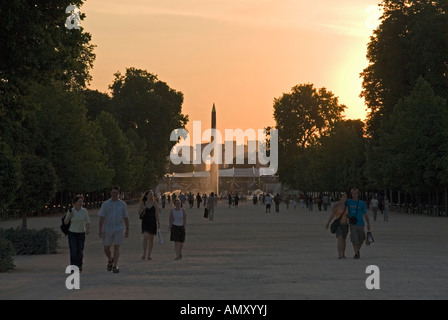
[0, 237, 15, 272]
[0, 227, 60, 255]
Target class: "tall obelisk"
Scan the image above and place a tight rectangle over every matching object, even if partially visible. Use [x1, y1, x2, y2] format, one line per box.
[210, 104, 219, 194]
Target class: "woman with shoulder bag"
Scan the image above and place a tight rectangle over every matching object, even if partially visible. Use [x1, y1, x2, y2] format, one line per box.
[64, 194, 90, 272]
[326, 193, 349, 259]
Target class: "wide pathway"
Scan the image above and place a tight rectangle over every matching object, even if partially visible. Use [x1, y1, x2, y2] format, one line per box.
[1, 202, 447, 300]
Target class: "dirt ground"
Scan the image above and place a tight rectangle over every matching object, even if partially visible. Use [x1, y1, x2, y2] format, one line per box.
[1, 201, 447, 300]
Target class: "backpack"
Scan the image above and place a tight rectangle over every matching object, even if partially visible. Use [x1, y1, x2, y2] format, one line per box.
[60, 209, 72, 236]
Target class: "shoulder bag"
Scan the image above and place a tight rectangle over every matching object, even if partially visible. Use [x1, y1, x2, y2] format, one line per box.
[330, 205, 346, 233]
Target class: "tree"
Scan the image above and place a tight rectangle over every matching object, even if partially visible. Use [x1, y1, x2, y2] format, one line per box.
[0, 0, 95, 137]
[289, 120, 366, 192]
[125, 128, 148, 191]
[95, 112, 136, 191]
[83, 89, 113, 121]
[16, 154, 58, 230]
[0, 0, 99, 207]
[367, 77, 448, 194]
[308, 120, 366, 192]
[109, 68, 189, 186]
[0, 142, 19, 209]
[25, 82, 113, 193]
[273, 83, 346, 186]
[361, 0, 448, 136]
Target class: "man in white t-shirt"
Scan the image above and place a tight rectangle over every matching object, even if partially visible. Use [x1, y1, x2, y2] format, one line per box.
[98, 186, 129, 273]
[265, 194, 272, 213]
[369, 196, 379, 222]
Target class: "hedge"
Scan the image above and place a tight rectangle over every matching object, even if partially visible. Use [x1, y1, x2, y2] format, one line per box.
[0, 227, 60, 255]
[0, 237, 15, 272]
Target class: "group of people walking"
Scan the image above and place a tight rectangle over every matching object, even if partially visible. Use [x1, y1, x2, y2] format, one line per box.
[63, 186, 187, 274]
[63, 186, 377, 272]
[325, 188, 372, 259]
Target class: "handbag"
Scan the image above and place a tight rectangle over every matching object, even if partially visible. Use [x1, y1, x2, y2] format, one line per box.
[60, 209, 72, 236]
[330, 204, 346, 233]
[365, 231, 374, 245]
[204, 207, 209, 218]
[157, 228, 164, 244]
[330, 217, 341, 234]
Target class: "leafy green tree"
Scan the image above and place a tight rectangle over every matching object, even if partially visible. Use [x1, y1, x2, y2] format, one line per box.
[308, 120, 366, 192]
[0, 142, 19, 209]
[289, 120, 366, 192]
[73, 120, 114, 192]
[125, 128, 148, 191]
[25, 83, 113, 193]
[0, 0, 95, 140]
[16, 154, 58, 230]
[273, 83, 346, 186]
[361, 0, 448, 136]
[83, 89, 113, 121]
[1, 0, 100, 211]
[95, 111, 136, 190]
[367, 77, 448, 194]
[109, 68, 189, 186]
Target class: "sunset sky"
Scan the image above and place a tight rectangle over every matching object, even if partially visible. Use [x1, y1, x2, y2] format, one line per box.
[81, 0, 382, 136]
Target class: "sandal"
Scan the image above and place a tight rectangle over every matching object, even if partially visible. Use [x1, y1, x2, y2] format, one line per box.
[113, 266, 119, 273]
[107, 259, 113, 271]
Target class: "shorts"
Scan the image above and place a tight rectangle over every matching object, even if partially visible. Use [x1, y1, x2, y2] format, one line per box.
[170, 225, 186, 243]
[336, 224, 349, 239]
[102, 229, 125, 246]
[349, 225, 366, 245]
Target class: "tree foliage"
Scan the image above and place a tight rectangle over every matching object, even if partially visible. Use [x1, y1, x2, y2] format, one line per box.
[0, 0, 190, 214]
[0, 0, 95, 131]
[273, 83, 346, 186]
[358, 0, 448, 202]
[361, 0, 448, 136]
[26, 83, 113, 192]
[0, 142, 18, 209]
[109, 67, 189, 186]
[287, 120, 366, 191]
[366, 77, 448, 193]
[0, 0, 100, 214]
[95, 111, 134, 191]
[15, 154, 58, 229]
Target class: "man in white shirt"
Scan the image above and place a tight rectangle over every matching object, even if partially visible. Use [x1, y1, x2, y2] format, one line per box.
[265, 194, 272, 213]
[369, 196, 379, 222]
[98, 186, 129, 273]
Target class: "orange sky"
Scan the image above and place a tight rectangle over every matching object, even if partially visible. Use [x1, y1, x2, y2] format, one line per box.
[81, 0, 382, 135]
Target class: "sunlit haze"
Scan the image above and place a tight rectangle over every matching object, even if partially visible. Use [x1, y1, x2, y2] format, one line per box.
[81, 0, 382, 136]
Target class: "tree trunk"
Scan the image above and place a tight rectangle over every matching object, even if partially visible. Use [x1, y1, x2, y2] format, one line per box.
[21, 211, 27, 231]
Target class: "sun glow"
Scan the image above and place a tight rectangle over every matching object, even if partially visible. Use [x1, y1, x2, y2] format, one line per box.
[82, 0, 383, 134]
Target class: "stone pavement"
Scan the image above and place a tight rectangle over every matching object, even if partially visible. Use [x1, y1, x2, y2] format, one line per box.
[1, 201, 447, 300]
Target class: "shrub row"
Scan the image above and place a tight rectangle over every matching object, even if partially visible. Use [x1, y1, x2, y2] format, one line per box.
[0, 227, 60, 255]
[0, 237, 15, 272]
